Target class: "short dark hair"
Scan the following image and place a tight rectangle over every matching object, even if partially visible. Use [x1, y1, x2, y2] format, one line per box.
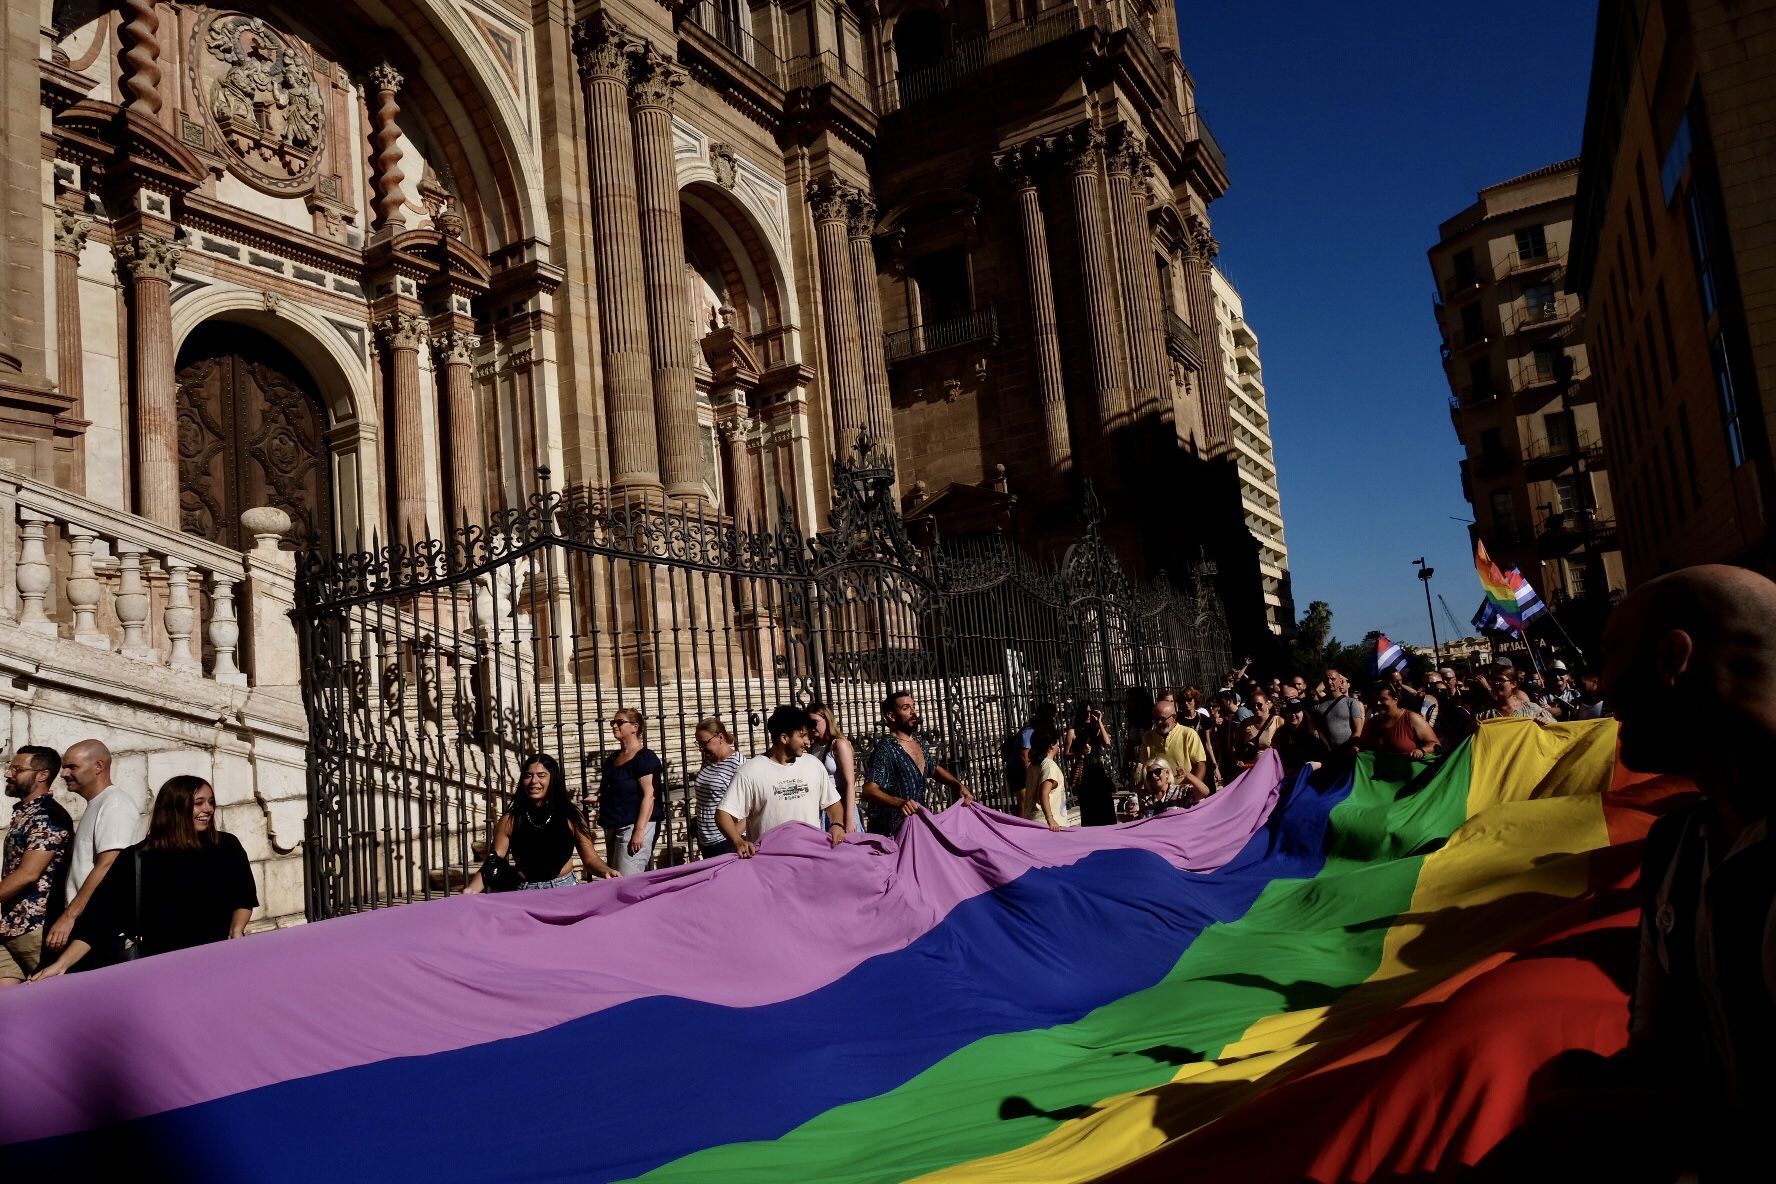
[17, 745, 60, 784]
[767, 704, 816, 744]
[1029, 727, 1062, 756]
[880, 689, 913, 718]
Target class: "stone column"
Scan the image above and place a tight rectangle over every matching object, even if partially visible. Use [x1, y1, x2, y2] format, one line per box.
[1107, 131, 1164, 421]
[809, 176, 870, 456]
[572, 16, 660, 492]
[1055, 126, 1130, 435]
[1183, 215, 1230, 453]
[432, 330, 485, 527]
[114, 232, 181, 528]
[995, 141, 1071, 475]
[629, 48, 703, 501]
[846, 193, 895, 456]
[376, 313, 428, 541]
[52, 210, 92, 422]
[0, 0, 53, 379]
[366, 63, 406, 233]
[717, 416, 763, 527]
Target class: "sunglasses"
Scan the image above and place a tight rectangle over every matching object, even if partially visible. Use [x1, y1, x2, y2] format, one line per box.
[1145, 769, 1168, 778]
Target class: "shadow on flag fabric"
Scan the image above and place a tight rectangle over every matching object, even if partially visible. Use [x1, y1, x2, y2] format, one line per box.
[1370, 633, 1408, 676]
[0, 724, 1693, 1184]
[1473, 540, 1546, 635]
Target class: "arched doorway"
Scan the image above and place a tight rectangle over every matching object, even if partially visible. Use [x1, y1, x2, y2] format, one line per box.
[174, 323, 335, 553]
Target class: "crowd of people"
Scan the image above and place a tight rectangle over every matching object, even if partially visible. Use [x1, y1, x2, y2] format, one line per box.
[0, 740, 256, 986]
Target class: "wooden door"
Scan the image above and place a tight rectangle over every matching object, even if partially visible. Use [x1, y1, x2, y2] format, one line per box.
[175, 325, 334, 554]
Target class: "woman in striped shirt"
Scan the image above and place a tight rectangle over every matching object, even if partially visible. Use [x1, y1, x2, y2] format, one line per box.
[692, 718, 748, 859]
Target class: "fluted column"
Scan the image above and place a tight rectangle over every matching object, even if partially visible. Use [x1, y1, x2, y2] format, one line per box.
[846, 193, 895, 455]
[629, 48, 703, 500]
[114, 233, 181, 528]
[995, 142, 1071, 475]
[1056, 126, 1130, 435]
[1108, 131, 1165, 421]
[1183, 215, 1230, 453]
[53, 210, 91, 423]
[366, 63, 406, 233]
[432, 331, 485, 527]
[717, 417, 763, 526]
[572, 16, 660, 491]
[809, 176, 870, 455]
[376, 313, 428, 540]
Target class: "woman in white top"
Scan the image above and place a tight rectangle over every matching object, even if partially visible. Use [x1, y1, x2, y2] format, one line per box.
[1022, 728, 1066, 831]
[807, 703, 860, 832]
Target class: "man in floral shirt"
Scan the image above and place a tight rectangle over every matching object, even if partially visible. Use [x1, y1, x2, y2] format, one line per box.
[0, 745, 72, 985]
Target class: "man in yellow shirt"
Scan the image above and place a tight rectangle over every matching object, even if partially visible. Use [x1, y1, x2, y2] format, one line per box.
[1138, 690, 1211, 800]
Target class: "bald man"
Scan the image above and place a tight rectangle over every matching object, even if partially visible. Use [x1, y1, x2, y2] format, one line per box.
[44, 740, 142, 957]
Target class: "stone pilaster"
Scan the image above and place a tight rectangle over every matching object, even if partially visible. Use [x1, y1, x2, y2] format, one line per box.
[1183, 214, 1230, 453]
[53, 210, 92, 427]
[375, 313, 429, 541]
[366, 62, 406, 233]
[1055, 125, 1130, 435]
[845, 193, 895, 457]
[809, 176, 869, 455]
[1107, 130, 1164, 421]
[629, 47, 702, 501]
[0, 0, 52, 381]
[572, 16, 660, 492]
[716, 415, 763, 527]
[995, 142, 1071, 475]
[113, 233, 181, 528]
[431, 331, 485, 527]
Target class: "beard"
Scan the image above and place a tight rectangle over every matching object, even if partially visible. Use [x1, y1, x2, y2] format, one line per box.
[907, 715, 922, 732]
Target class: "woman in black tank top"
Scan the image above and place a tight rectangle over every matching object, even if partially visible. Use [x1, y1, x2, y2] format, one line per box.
[465, 754, 619, 892]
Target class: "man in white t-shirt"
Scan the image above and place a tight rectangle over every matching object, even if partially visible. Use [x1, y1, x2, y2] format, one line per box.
[717, 704, 843, 858]
[46, 739, 143, 955]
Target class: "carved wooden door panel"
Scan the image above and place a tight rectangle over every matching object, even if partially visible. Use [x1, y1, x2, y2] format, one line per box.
[175, 326, 334, 554]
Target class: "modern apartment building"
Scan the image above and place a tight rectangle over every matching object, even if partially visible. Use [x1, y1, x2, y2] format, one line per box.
[1570, 0, 1776, 582]
[1210, 268, 1293, 635]
[1430, 159, 1626, 608]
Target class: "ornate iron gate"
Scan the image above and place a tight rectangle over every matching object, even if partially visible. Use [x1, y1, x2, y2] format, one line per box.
[296, 439, 1231, 919]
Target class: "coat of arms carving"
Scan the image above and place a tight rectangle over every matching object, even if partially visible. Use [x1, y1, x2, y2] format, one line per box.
[191, 12, 325, 194]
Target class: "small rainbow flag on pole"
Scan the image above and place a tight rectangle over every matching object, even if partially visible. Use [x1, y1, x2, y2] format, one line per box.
[1472, 540, 1545, 635]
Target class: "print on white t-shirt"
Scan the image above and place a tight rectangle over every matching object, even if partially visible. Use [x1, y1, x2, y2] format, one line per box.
[717, 754, 841, 841]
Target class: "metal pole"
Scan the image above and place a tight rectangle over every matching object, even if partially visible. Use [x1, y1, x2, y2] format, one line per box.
[1421, 572, 1442, 667]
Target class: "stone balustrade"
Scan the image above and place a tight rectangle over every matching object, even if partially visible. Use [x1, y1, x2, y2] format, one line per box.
[0, 462, 297, 689]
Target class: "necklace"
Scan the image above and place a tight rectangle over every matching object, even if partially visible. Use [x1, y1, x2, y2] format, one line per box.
[520, 806, 553, 829]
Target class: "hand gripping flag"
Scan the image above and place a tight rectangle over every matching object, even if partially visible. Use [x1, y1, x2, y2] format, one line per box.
[1472, 540, 1546, 635]
[1371, 633, 1408, 675]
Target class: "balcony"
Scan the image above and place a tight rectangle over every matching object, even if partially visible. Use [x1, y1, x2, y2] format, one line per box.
[885, 305, 998, 363]
[1231, 316, 1256, 348]
[1180, 106, 1228, 182]
[1502, 242, 1564, 277]
[1506, 297, 1574, 335]
[1163, 309, 1202, 367]
[785, 50, 872, 103]
[1472, 449, 1516, 477]
[1534, 507, 1618, 553]
[877, 9, 1081, 113]
[1524, 429, 1600, 466]
[683, 2, 785, 85]
[1440, 269, 1488, 302]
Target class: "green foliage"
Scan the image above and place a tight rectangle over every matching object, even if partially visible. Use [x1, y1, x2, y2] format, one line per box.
[1281, 600, 1369, 681]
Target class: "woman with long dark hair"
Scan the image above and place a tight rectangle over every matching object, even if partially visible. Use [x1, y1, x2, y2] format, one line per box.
[1067, 701, 1119, 827]
[466, 754, 618, 893]
[29, 775, 256, 978]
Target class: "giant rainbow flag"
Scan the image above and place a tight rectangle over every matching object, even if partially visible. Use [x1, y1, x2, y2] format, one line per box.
[0, 719, 1685, 1182]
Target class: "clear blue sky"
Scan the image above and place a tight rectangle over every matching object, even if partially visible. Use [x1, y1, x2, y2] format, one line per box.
[1179, 2, 1598, 649]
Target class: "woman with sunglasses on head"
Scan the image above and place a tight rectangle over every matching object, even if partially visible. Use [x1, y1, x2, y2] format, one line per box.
[598, 707, 663, 875]
[29, 775, 255, 979]
[465, 753, 618, 893]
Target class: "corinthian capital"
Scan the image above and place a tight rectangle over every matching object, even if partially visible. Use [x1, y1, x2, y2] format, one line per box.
[807, 176, 856, 224]
[992, 140, 1045, 190]
[367, 62, 404, 94]
[629, 45, 685, 109]
[1185, 214, 1219, 263]
[846, 191, 877, 238]
[430, 330, 480, 367]
[1052, 125, 1105, 175]
[113, 232, 181, 281]
[53, 208, 93, 255]
[375, 312, 428, 351]
[572, 13, 632, 82]
[1105, 125, 1147, 178]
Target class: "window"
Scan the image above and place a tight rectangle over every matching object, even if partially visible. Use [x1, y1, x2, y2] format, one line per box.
[1543, 412, 1574, 453]
[1626, 202, 1644, 290]
[1656, 282, 1678, 381]
[1514, 226, 1548, 261]
[1661, 110, 1694, 204]
[1636, 156, 1659, 251]
[1678, 405, 1702, 508]
[1451, 247, 1476, 286]
[1479, 427, 1504, 461]
[1553, 476, 1581, 514]
[1460, 303, 1484, 346]
[1531, 345, 1559, 380]
[1565, 560, 1589, 599]
[1490, 490, 1516, 542]
[1523, 282, 1556, 320]
[913, 247, 971, 325]
[1643, 320, 1663, 401]
[1470, 359, 1496, 399]
[1712, 332, 1748, 467]
[1685, 186, 1719, 317]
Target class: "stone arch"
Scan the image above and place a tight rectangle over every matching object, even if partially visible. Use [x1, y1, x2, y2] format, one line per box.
[170, 288, 382, 548]
[678, 178, 800, 363]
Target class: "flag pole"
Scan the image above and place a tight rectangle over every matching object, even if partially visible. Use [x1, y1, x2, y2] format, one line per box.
[1538, 605, 1588, 666]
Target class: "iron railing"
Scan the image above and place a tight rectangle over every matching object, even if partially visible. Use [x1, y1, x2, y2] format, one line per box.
[294, 432, 1231, 919]
[877, 9, 1083, 113]
[1163, 309, 1202, 366]
[884, 305, 999, 363]
[684, 2, 784, 81]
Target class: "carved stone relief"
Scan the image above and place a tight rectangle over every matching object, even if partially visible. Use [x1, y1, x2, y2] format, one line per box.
[192, 11, 326, 194]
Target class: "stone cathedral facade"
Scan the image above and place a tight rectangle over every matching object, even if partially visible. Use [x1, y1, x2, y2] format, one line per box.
[0, 0, 1258, 924]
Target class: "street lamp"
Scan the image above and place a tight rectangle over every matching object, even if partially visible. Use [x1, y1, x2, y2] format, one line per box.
[1413, 557, 1443, 668]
